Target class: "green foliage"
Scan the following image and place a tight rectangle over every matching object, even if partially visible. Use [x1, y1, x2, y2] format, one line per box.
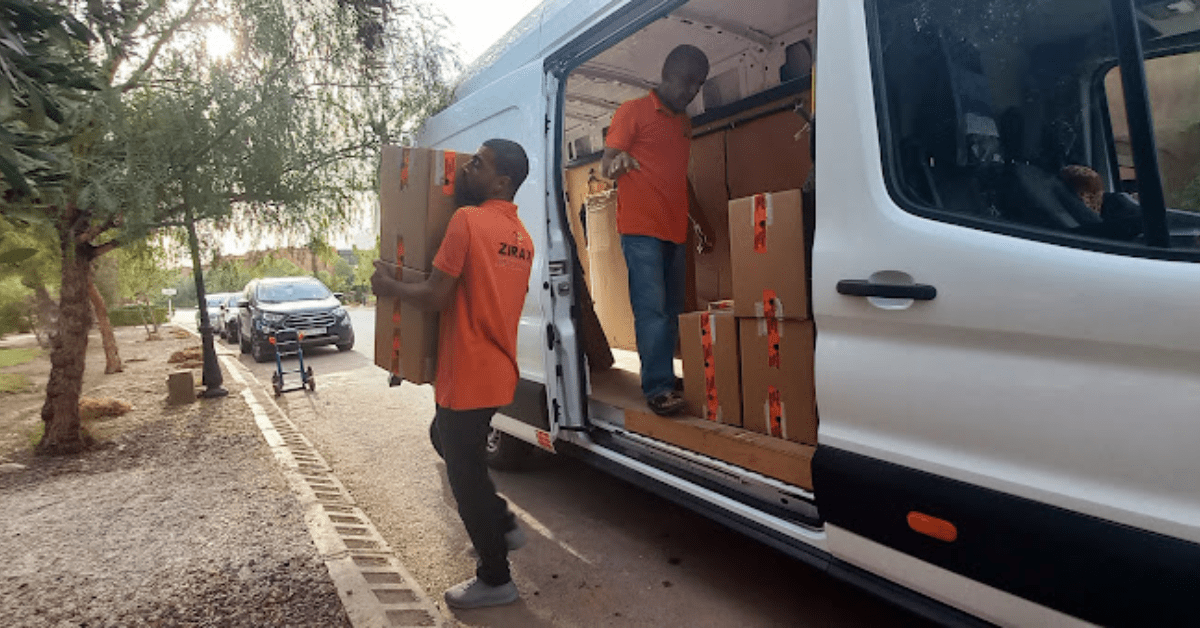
[107, 305, 167, 327]
[115, 239, 180, 305]
[0, 0, 99, 199]
[0, 346, 38, 368]
[0, 274, 33, 335]
[173, 253, 308, 304]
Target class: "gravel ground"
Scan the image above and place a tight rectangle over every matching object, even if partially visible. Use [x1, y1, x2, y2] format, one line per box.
[0, 325, 351, 627]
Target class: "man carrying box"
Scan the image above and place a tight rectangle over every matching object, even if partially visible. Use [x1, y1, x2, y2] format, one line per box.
[371, 139, 533, 609]
[602, 44, 712, 416]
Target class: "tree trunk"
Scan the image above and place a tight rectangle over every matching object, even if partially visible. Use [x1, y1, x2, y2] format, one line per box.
[38, 240, 94, 455]
[88, 276, 123, 374]
[30, 283, 58, 349]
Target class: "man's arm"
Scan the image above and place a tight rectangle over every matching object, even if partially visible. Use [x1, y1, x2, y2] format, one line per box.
[371, 261, 458, 312]
[602, 147, 640, 180]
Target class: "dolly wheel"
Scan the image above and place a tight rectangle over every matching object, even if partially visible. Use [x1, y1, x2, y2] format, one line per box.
[306, 367, 315, 391]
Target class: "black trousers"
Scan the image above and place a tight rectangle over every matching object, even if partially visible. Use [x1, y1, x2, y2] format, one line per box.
[430, 405, 513, 585]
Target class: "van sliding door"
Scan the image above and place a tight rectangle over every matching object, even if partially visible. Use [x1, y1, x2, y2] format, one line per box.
[812, 0, 1200, 624]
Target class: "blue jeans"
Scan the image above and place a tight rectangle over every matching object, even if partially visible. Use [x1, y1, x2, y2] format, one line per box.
[620, 235, 686, 399]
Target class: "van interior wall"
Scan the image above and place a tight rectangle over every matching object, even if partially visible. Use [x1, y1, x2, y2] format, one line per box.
[558, 0, 821, 490]
[566, 95, 815, 349]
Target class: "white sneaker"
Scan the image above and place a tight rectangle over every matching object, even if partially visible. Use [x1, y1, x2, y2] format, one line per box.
[444, 577, 518, 609]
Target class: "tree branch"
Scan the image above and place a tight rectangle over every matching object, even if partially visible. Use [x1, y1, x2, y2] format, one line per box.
[93, 239, 122, 258]
[117, 0, 205, 93]
[76, 216, 120, 244]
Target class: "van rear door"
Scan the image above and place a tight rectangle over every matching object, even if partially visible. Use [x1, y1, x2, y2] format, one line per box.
[812, 0, 1200, 624]
[418, 60, 579, 443]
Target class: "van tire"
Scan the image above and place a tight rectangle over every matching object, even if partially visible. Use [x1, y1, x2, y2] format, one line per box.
[485, 428, 535, 471]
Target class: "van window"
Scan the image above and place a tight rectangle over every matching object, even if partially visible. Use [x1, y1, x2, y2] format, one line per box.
[1104, 51, 1200, 215]
[870, 0, 1200, 254]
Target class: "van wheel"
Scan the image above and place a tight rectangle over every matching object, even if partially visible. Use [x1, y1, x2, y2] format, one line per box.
[485, 428, 535, 471]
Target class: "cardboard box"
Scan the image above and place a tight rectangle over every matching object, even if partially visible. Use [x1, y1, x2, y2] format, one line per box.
[586, 190, 638, 351]
[739, 318, 817, 445]
[729, 189, 808, 319]
[373, 266, 439, 385]
[688, 130, 733, 305]
[680, 311, 741, 426]
[625, 409, 814, 490]
[726, 105, 813, 199]
[379, 146, 470, 271]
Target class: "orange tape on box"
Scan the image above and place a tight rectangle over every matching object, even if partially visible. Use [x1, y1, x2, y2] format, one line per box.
[753, 193, 769, 254]
[763, 289, 780, 369]
[768, 386, 784, 438]
[396, 238, 406, 270]
[391, 330, 402, 374]
[442, 151, 457, 196]
[700, 313, 719, 422]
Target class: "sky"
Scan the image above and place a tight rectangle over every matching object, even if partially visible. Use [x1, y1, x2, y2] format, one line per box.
[436, 0, 544, 66]
[219, 0, 543, 258]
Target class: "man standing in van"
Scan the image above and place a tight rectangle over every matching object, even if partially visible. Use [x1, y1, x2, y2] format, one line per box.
[371, 139, 533, 609]
[602, 44, 710, 416]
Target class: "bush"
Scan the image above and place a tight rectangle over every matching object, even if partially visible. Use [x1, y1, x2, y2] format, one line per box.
[108, 306, 168, 327]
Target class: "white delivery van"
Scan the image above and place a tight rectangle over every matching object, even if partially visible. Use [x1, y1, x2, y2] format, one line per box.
[414, 0, 1200, 625]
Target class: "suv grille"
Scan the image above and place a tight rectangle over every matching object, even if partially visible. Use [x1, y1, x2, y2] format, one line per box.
[285, 311, 337, 330]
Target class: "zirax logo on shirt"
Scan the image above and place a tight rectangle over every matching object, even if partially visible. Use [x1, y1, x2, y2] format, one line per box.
[498, 242, 533, 260]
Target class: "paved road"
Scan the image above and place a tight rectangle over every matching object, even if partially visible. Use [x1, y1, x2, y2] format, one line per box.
[179, 306, 933, 627]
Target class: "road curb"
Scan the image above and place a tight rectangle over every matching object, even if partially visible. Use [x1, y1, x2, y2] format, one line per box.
[174, 324, 446, 628]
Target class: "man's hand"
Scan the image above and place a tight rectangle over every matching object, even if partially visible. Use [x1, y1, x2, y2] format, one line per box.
[371, 260, 400, 297]
[602, 148, 640, 180]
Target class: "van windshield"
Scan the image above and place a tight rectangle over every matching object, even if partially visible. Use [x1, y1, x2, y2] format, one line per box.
[874, 0, 1200, 248]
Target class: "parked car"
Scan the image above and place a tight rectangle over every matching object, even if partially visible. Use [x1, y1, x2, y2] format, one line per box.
[236, 276, 354, 362]
[196, 292, 233, 337]
[220, 293, 241, 344]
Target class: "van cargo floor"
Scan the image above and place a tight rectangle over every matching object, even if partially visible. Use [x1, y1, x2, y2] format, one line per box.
[588, 349, 814, 491]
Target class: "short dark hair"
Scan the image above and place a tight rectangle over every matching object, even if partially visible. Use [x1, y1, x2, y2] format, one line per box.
[484, 139, 529, 194]
[662, 44, 709, 80]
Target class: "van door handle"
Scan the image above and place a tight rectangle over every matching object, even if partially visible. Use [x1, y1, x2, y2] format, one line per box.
[837, 280, 937, 301]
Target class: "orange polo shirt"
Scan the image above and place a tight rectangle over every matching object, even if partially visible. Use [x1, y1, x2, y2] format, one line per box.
[432, 200, 533, 410]
[605, 90, 692, 244]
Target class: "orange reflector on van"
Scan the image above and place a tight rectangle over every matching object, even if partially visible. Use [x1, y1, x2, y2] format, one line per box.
[907, 512, 958, 542]
[268, 336, 276, 345]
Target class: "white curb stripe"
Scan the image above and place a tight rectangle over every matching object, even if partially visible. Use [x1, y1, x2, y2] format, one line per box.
[216, 346, 445, 628]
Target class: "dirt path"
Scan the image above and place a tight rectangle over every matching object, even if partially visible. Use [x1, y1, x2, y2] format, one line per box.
[0, 324, 351, 627]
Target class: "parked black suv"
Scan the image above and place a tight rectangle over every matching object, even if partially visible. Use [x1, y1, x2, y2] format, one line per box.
[237, 276, 354, 362]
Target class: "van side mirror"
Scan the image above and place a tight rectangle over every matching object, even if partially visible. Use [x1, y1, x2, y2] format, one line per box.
[334, 292, 344, 302]
[237, 298, 249, 309]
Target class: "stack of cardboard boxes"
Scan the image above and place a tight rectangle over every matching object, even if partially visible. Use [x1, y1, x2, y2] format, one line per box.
[373, 145, 470, 385]
[679, 93, 817, 447]
[680, 189, 816, 445]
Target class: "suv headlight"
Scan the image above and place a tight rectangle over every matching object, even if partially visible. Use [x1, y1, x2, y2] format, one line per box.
[260, 312, 286, 324]
[333, 306, 347, 319]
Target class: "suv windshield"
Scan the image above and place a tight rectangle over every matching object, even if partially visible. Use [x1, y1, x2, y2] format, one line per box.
[257, 281, 331, 303]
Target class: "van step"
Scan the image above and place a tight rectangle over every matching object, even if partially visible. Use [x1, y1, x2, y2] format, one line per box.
[624, 409, 815, 491]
